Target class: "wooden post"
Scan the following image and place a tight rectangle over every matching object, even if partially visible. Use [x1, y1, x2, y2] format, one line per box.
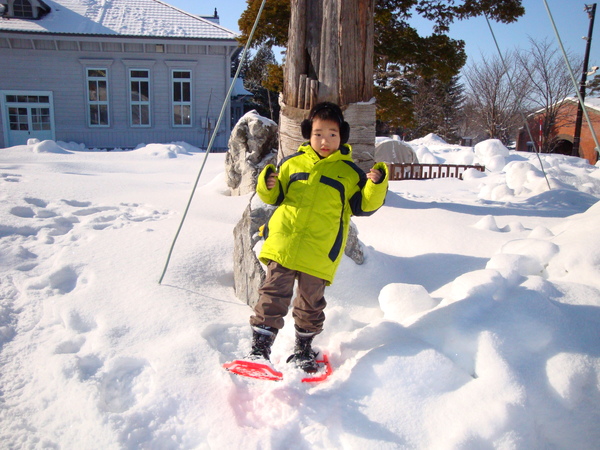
[280, 0, 376, 169]
[298, 74, 307, 110]
[285, 0, 308, 109]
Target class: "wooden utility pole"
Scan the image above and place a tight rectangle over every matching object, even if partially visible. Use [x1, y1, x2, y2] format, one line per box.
[573, 3, 596, 157]
[279, 0, 376, 169]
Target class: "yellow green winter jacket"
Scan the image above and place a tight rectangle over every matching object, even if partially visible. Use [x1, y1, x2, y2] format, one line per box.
[256, 143, 389, 285]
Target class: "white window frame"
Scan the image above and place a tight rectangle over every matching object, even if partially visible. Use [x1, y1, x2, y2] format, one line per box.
[79, 59, 113, 128]
[123, 59, 155, 129]
[85, 67, 110, 127]
[170, 69, 192, 128]
[128, 68, 151, 127]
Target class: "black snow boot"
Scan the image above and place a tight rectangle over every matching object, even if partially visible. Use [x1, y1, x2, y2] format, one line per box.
[287, 327, 319, 374]
[247, 325, 278, 362]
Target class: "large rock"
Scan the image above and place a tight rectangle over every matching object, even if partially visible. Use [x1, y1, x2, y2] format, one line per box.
[233, 195, 275, 306]
[345, 221, 364, 265]
[225, 110, 278, 196]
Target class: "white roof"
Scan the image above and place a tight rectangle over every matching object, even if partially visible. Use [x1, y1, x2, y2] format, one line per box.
[230, 78, 251, 97]
[582, 96, 600, 112]
[0, 0, 238, 40]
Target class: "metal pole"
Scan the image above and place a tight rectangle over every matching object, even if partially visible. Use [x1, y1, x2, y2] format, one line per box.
[158, 0, 269, 284]
[543, 0, 600, 161]
[573, 3, 596, 157]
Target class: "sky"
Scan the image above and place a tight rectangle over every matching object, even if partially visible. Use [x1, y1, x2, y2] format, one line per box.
[169, 0, 600, 69]
[1, 133, 599, 448]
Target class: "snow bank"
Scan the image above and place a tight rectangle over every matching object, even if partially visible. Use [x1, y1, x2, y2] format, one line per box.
[133, 142, 194, 158]
[378, 283, 437, 321]
[31, 139, 72, 154]
[409, 133, 448, 147]
[474, 139, 509, 172]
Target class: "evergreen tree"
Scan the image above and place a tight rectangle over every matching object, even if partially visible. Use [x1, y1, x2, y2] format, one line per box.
[439, 76, 466, 143]
[399, 75, 465, 142]
[241, 44, 281, 122]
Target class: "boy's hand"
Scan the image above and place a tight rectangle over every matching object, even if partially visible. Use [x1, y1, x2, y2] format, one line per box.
[266, 171, 279, 189]
[367, 168, 383, 184]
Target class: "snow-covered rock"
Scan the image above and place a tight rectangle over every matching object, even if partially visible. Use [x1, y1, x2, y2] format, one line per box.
[225, 110, 278, 196]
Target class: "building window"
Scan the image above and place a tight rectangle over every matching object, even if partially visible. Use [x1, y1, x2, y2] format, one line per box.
[129, 69, 150, 127]
[172, 70, 191, 126]
[31, 107, 51, 130]
[86, 68, 109, 126]
[13, 0, 33, 18]
[8, 107, 28, 130]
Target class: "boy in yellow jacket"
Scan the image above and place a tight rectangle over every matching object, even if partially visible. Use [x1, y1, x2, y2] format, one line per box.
[249, 102, 388, 372]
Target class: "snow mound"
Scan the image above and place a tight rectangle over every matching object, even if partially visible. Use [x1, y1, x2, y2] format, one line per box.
[474, 139, 509, 172]
[504, 161, 549, 195]
[486, 253, 544, 286]
[414, 145, 443, 164]
[546, 201, 600, 287]
[473, 215, 502, 232]
[57, 141, 87, 151]
[32, 140, 72, 154]
[409, 133, 448, 146]
[378, 283, 437, 321]
[448, 269, 506, 302]
[546, 353, 599, 408]
[133, 143, 193, 158]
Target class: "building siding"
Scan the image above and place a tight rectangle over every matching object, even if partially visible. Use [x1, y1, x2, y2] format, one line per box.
[0, 34, 238, 149]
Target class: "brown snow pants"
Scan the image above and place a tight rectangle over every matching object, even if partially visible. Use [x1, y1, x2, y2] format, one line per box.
[250, 261, 327, 334]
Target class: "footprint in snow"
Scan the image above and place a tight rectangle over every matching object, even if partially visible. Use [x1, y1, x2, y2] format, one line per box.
[54, 335, 86, 355]
[10, 206, 36, 218]
[3, 197, 169, 244]
[0, 172, 21, 182]
[24, 197, 48, 208]
[96, 357, 154, 413]
[202, 323, 248, 362]
[27, 265, 83, 294]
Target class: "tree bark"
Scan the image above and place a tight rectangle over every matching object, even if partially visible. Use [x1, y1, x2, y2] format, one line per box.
[280, 0, 376, 170]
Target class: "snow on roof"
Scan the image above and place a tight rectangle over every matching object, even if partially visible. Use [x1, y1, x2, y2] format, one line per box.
[528, 96, 600, 117]
[0, 0, 238, 40]
[230, 78, 251, 97]
[582, 96, 600, 112]
[554, 97, 600, 114]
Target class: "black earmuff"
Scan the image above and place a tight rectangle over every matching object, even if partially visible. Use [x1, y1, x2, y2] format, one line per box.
[301, 103, 350, 145]
[300, 118, 312, 140]
[339, 121, 350, 145]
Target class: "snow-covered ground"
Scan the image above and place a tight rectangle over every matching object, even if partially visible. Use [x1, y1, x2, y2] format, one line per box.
[1, 135, 599, 448]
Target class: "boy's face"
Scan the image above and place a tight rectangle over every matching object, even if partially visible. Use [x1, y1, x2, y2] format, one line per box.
[310, 118, 341, 158]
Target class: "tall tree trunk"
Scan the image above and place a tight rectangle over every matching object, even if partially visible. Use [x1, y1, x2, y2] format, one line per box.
[279, 0, 376, 170]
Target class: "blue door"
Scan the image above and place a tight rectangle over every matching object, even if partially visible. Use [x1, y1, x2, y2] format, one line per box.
[1, 91, 55, 147]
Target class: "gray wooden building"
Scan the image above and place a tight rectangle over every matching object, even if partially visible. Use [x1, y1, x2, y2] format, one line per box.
[0, 0, 241, 149]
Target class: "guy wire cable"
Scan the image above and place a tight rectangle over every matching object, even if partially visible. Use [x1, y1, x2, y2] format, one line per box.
[484, 13, 552, 191]
[542, 0, 600, 155]
[158, 0, 269, 284]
